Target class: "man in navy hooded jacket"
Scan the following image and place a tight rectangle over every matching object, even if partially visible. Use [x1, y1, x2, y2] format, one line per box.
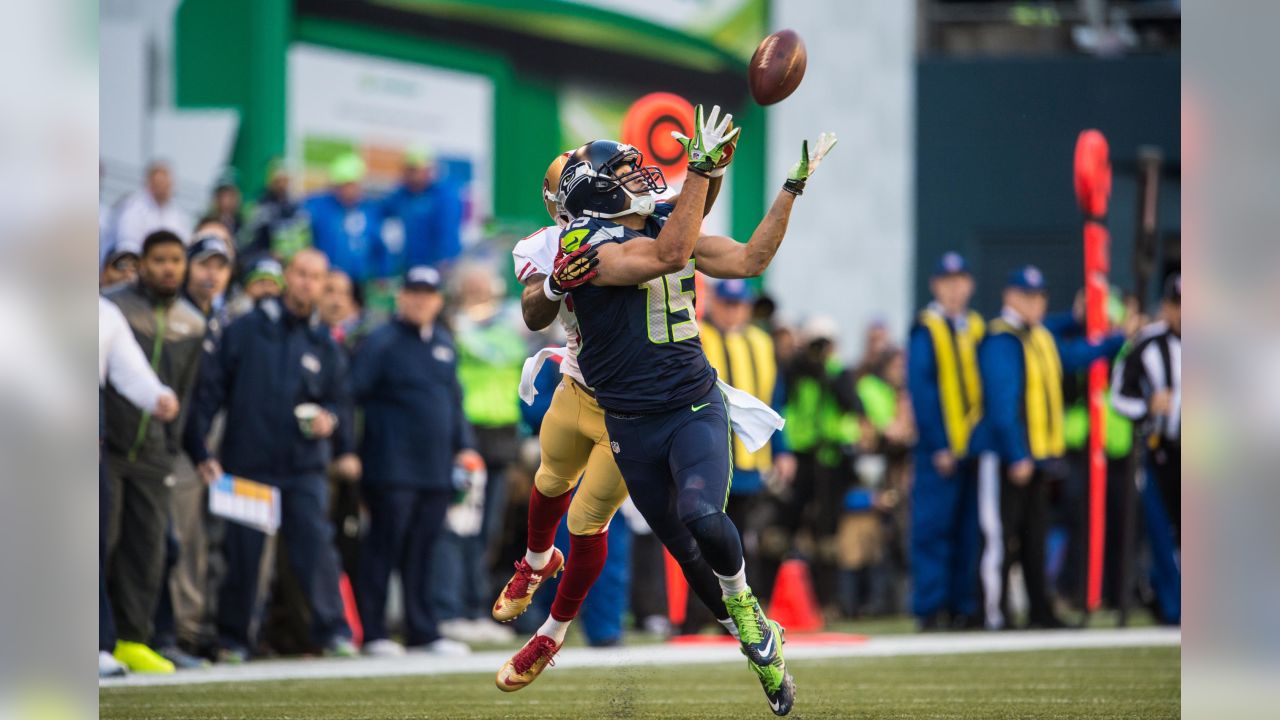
[185, 248, 357, 660]
[350, 265, 481, 656]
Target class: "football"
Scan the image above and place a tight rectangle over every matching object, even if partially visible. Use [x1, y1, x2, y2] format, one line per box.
[748, 29, 807, 105]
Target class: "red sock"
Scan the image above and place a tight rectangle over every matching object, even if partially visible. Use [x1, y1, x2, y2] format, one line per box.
[527, 486, 572, 554]
[550, 531, 609, 622]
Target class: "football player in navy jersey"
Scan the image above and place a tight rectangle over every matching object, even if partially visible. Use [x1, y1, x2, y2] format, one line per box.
[551, 106, 835, 716]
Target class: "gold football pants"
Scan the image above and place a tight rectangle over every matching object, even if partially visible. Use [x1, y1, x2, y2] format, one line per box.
[534, 378, 628, 535]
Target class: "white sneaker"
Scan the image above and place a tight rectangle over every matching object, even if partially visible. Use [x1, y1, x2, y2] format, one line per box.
[362, 639, 406, 658]
[99, 651, 127, 678]
[468, 618, 515, 643]
[413, 637, 471, 656]
[438, 618, 492, 644]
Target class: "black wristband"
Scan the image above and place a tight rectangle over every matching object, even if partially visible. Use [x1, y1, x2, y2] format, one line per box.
[783, 178, 805, 195]
[687, 164, 713, 179]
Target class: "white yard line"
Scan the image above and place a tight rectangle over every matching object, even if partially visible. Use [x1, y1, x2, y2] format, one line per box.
[100, 627, 1180, 689]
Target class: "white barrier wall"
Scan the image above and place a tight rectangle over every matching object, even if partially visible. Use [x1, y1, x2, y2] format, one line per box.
[766, 0, 914, 358]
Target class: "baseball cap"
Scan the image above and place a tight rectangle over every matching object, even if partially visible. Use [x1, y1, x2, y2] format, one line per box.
[330, 153, 366, 185]
[246, 258, 285, 288]
[403, 144, 435, 168]
[714, 278, 755, 303]
[933, 251, 970, 278]
[102, 246, 139, 271]
[403, 265, 442, 291]
[1163, 273, 1181, 303]
[803, 315, 839, 343]
[188, 234, 232, 263]
[1006, 265, 1047, 293]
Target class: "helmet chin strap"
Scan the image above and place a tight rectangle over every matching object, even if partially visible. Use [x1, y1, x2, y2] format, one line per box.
[586, 187, 656, 220]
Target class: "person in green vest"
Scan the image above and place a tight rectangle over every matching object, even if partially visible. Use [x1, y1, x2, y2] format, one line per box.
[1056, 289, 1133, 607]
[781, 316, 870, 612]
[434, 261, 529, 643]
[838, 346, 915, 617]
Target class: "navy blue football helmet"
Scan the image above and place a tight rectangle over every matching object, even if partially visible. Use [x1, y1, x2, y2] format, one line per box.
[558, 140, 667, 220]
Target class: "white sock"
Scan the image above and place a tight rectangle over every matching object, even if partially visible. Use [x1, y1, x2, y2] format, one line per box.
[718, 617, 741, 640]
[714, 561, 749, 598]
[538, 616, 571, 645]
[525, 547, 554, 570]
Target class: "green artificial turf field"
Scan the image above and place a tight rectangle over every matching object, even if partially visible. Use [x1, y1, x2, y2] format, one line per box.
[100, 645, 1179, 720]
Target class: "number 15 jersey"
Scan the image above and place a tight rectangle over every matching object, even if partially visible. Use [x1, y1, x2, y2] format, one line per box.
[564, 204, 717, 414]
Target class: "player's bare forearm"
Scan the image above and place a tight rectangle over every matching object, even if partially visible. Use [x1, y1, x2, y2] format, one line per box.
[704, 175, 723, 216]
[653, 171, 710, 269]
[696, 188, 796, 278]
[521, 274, 560, 331]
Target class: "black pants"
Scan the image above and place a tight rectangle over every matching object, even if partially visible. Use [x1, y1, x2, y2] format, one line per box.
[357, 486, 452, 646]
[217, 474, 350, 652]
[978, 455, 1055, 629]
[100, 455, 116, 652]
[105, 454, 171, 644]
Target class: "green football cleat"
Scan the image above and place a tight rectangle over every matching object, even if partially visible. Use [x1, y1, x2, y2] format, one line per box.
[747, 622, 795, 716]
[724, 588, 782, 667]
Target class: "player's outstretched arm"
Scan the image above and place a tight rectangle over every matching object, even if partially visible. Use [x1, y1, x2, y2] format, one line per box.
[588, 104, 738, 287]
[695, 188, 795, 279]
[694, 132, 837, 279]
[520, 273, 561, 331]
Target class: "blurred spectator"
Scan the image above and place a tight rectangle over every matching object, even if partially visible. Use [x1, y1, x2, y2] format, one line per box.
[243, 159, 311, 268]
[320, 270, 365, 347]
[906, 252, 985, 630]
[684, 279, 793, 630]
[305, 154, 389, 284]
[972, 265, 1124, 630]
[99, 297, 180, 677]
[100, 247, 139, 290]
[181, 225, 235, 319]
[381, 146, 464, 273]
[207, 179, 244, 239]
[224, 257, 285, 321]
[148, 226, 236, 667]
[102, 230, 207, 674]
[435, 262, 527, 644]
[351, 266, 478, 657]
[780, 317, 869, 609]
[840, 346, 913, 617]
[185, 248, 357, 661]
[113, 162, 194, 254]
[1111, 273, 1181, 624]
[854, 317, 892, 378]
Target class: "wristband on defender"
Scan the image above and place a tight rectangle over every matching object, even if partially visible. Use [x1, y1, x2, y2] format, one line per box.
[543, 275, 566, 301]
[783, 178, 805, 196]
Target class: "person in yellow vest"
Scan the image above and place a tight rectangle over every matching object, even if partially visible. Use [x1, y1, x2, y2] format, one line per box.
[907, 252, 985, 630]
[682, 279, 795, 630]
[972, 265, 1123, 630]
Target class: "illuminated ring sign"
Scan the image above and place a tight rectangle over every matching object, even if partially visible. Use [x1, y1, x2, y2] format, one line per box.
[621, 92, 695, 185]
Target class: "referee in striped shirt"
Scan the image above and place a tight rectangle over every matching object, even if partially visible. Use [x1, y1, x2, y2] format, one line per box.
[1111, 273, 1181, 624]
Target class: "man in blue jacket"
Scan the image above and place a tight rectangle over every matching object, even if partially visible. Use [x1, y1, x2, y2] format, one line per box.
[971, 266, 1124, 630]
[186, 248, 358, 661]
[379, 148, 464, 273]
[304, 154, 389, 284]
[907, 252, 985, 631]
[350, 265, 481, 657]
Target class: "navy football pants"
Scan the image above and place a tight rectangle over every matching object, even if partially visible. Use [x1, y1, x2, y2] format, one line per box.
[604, 385, 745, 580]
